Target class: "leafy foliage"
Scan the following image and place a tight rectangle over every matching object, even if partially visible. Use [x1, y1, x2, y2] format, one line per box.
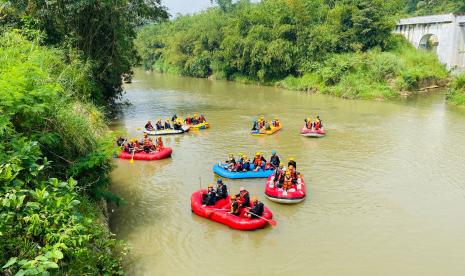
[0, 32, 125, 275]
[446, 73, 465, 106]
[405, 0, 465, 15]
[1, 0, 168, 104]
[136, 0, 402, 82]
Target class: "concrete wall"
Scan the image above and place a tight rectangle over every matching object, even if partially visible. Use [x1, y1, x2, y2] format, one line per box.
[394, 13, 465, 71]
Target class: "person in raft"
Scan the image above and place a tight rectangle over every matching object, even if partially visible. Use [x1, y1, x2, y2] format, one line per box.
[304, 117, 313, 129]
[156, 119, 163, 130]
[199, 114, 206, 123]
[273, 163, 285, 188]
[171, 114, 178, 122]
[267, 150, 280, 169]
[145, 121, 154, 131]
[240, 155, 251, 172]
[282, 170, 297, 190]
[155, 137, 164, 151]
[252, 152, 267, 172]
[245, 197, 264, 219]
[202, 184, 217, 206]
[143, 137, 156, 153]
[224, 154, 236, 170]
[314, 116, 322, 130]
[172, 119, 183, 130]
[271, 118, 280, 128]
[229, 195, 242, 216]
[164, 119, 172, 129]
[251, 120, 259, 131]
[215, 178, 228, 200]
[192, 114, 200, 124]
[236, 187, 250, 208]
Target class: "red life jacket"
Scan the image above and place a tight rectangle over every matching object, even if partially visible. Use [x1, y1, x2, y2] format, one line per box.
[253, 156, 262, 166]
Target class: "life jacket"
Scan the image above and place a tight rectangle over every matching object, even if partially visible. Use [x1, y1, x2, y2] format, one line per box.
[253, 156, 262, 166]
[314, 121, 320, 130]
[283, 175, 293, 190]
[231, 200, 241, 215]
[156, 138, 164, 150]
[199, 116, 205, 122]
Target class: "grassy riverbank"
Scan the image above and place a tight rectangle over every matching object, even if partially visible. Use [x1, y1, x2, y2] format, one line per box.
[447, 74, 465, 106]
[135, 0, 448, 101]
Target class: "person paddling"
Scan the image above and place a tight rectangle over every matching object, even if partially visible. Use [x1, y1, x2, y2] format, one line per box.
[229, 195, 241, 216]
[268, 150, 280, 169]
[216, 178, 228, 200]
[202, 184, 217, 206]
[246, 197, 264, 219]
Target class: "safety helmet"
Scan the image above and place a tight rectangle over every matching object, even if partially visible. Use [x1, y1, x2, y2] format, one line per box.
[286, 171, 291, 175]
[231, 195, 236, 200]
[271, 150, 277, 155]
[208, 183, 213, 188]
[217, 178, 223, 184]
[194, 114, 198, 117]
[255, 152, 260, 156]
[274, 117, 279, 120]
[239, 187, 245, 192]
[252, 197, 258, 203]
[279, 162, 284, 166]
[289, 157, 295, 161]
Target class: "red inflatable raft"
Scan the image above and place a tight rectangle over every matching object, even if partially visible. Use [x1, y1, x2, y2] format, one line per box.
[118, 147, 172, 161]
[191, 190, 273, 231]
[300, 127, 325, 138]
[264, 175, 306, 204]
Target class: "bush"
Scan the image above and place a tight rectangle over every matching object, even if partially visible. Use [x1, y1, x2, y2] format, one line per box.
[0, 31, 124, 275]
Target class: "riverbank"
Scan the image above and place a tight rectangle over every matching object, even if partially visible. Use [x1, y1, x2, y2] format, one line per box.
[447, 73, 465, 106]
[135, 0, 449, 101]
[0, 32, 125, 274]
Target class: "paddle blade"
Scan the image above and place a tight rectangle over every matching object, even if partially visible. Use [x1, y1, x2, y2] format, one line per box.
[269, 219, 277, 227]
[130, 158, 134, 164]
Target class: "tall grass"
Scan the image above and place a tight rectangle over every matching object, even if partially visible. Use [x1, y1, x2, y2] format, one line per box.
[446, 73, 465, 106]
[280, 35, 448, 100]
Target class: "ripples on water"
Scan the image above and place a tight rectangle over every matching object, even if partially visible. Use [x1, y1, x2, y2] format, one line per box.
[110, 70, 465, 275]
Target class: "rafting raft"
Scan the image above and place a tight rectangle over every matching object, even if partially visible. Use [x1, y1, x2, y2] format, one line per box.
[213, 163, 274, 179]
[191, 189, 273, 230]
[118, 147, 172, 161]
[300, 127, 325, 138]
[264, 174, 306, 204]
[251, 124, 281, 136]
[144, 125, 190, 135]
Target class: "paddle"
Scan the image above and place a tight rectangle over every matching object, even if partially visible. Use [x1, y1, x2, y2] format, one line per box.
[246, 211, 277, 227]
[129, 149, 135, 164]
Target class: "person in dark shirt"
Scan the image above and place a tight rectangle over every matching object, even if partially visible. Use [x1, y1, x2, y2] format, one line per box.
[269, 150, 280, 169]
[215, 178, 228, 200]
[202, 184, 217, 206]
[246, 197, 264, 219]
[145, 121, 154, 131]
[235, 187, 250, 208]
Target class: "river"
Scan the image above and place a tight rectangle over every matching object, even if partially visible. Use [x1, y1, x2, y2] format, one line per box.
[110, 69, 465, 275]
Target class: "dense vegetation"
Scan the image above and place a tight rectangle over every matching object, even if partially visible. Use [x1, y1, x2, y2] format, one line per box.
[136, 0, 448, 100]
[1, 0, 168, 104]
[0, 0, 167, 274]
[446, 74, 465, 106]
[405, 0, 465, 15]
[0, 31, 126, 275]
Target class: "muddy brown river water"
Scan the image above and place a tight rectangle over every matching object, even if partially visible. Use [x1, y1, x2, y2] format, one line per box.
[110, 69, 465, 275]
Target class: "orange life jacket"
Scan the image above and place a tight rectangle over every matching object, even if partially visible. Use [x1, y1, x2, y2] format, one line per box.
[253, 156, 262, 166]
[283, 175, 293, 190]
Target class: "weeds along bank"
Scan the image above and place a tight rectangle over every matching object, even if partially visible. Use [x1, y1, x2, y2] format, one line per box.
[0, 32, 125, 274]
[135, 0, 448, 100]
[447, 74, 465, 106]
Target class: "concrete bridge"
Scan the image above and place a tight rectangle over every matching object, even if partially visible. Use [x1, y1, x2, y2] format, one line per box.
[394, 13, 465, 71]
